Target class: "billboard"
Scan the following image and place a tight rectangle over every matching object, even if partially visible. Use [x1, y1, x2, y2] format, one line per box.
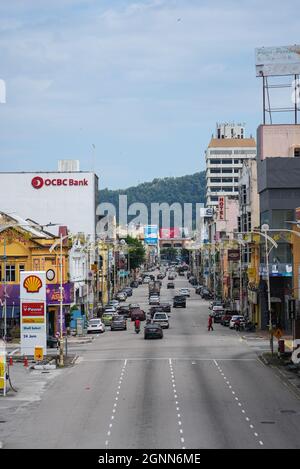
[20, 272, 47, 356]
[218, 197, 225, 221]
[256, 45, 300, 77]
[144, 225, 158, 245]
[159, 227, 180, 239]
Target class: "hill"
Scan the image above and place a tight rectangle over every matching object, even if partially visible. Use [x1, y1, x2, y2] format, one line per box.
[99, 171, 206, 227]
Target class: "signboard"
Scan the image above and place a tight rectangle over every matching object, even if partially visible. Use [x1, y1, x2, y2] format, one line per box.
[34, 346, 44, 361]
[20, 272, 47, 356]
[256, 45, 300, 77]
[218, 197, 225, 221]
[0, 353, 5, 393]
[228, 249, 240, 261]
[144, 225, 158, 244]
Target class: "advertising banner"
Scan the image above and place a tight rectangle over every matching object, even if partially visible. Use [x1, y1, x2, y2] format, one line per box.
[20, 271, 47, 356]
[218, 197, 225, 221]
[159, 227, 180, 239]
[144, 225, 158, 244]
[228, 249, 240, 261]
[256, 45, 300, 77]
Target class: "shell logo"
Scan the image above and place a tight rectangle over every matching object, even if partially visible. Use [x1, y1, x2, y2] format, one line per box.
[23, 275, 43, 293]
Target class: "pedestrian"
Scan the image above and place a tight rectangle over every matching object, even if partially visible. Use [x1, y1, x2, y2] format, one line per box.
[208, 314, 214, 331]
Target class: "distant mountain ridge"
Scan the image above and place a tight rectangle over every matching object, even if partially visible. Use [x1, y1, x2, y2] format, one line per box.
[99, 171, 206, 227]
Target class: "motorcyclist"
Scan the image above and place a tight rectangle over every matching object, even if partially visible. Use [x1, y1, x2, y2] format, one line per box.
[134, 318, 141, 332]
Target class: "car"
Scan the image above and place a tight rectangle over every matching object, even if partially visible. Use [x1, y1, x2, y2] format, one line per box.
[138, 278, 143, 285]
[229, 315, 245, 329]
[153, 312, 169, 329]
[101, 312, 114, 326]
[144, 323, 163, 339]
[209, 300, 223, 309]
[168, 275, 175, 280]
[130, 281, 139, 288]
[157, 274, 164, 280]
[159, 302, 171, 313]
[178, 271, 185, 276]
[167, 282, 175, 289]
[122, 287, 133, 297]
[221, 313, 234, 326]
[201, 289, 213, 300]
[213, 312, 223, 324]
[104, 306, 117, 314]
[118, 305, 130, 318]
[173, 295, 186, 308]
[116, 292, 127, 302]
[149, 295, 160, 305]
[87, 318, 105, 334]
[178, 288, 190, 297]
[195, 285, 204, 295]
[211, 305, 224, 315]
[47, 335, 58, 348]
[108, 300, 120, 309]
[143, 276, 151, 284]
[111, 316, 127, 331]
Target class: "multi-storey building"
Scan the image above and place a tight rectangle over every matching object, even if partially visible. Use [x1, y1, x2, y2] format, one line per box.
[205, 123, 257, 208]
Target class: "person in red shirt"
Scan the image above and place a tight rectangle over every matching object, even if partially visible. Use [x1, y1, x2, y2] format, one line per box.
[208, 315, 213, 331]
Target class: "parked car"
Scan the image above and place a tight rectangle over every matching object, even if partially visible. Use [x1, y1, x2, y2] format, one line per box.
[102, 312, 114, 326]
[138, 278, 143, 285]
[152, 312, 169, 329]
[87, 318, 105, 334]
[149, 295, 160, 305]
[130, 281, 139, 288]
[144, 323, 163, 339]
[108, 300, 120, 309]
[229, 315, 245, 329]
[195, 285, 204, 295]
[213, 312, 223, 324]
[173, 295, 186, 308]
[123, 287, 133, 297]
[143, 276, 151, 284]
[201, 289, 213, 300]
[111, 316, 127, 331]
[167, 282, 175, 289]
[221, 312, 234, 326]
[116, 292, 127, 302]
[104, 306, 117, 314]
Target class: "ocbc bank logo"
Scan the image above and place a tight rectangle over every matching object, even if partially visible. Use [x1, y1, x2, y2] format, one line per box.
[31, 176, 44, 189]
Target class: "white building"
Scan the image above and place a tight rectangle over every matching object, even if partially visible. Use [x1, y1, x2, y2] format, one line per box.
[0, 160, 99, 239]
[205, 123, 256, 208]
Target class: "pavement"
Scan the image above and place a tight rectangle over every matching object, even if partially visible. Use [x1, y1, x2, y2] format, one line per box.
[1, 272, 300, 449]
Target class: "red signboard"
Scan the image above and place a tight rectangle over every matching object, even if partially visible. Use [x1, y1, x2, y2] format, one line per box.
[159, 228, 180, 239]
[22, 302, 45, 317]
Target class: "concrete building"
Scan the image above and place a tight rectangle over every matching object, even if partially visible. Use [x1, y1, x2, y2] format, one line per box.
[257, 124, 300, 330]
[205, 123, 257, 208]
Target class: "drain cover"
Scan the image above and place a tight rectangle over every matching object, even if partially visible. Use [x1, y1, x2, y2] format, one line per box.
[280, 410, 297, 414]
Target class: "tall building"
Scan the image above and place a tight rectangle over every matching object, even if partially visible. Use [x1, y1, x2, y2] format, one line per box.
[205, 123, 257, 207]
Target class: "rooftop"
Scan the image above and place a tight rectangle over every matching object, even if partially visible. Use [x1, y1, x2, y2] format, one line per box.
[208, 138, 256, 148]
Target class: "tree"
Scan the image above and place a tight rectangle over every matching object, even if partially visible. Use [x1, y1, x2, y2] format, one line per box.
[160, 247, 178, 262]
[125, 236, 146, 270]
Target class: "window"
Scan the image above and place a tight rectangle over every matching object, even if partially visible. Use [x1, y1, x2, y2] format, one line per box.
[234, 159, 240, 164]
[234, 187, 239, 192]
[210, 178, 221, 183]
[242, 185, 247, 204]
[222, 159, 233, 164]
[222, 178, 233, 183]
[238, 216, 241, 233]
[210, 196, 218, 202]
[222, 168, 232, 174]
[6, 264, 16, 282]
[223, 187, 233, 192]
[210, 168, 221, 173]
[294, 148, 300, 157]
[271, 209, 294, 229]
[247, 212, 252, 231]
[19, 264, 25, 272]
[234, 169, 239, 173]
[234, 178, 239, 182]
[210, 187, 219, 192]
[210, 159, 221, 165]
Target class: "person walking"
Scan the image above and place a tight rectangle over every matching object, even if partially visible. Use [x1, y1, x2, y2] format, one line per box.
[208, 314, 214, 331]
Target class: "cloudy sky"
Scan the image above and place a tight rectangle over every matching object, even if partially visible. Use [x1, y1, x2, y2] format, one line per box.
[0, 0, 298, 188]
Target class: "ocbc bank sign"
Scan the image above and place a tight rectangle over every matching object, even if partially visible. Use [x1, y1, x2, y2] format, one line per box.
[31, 176, 89, 190]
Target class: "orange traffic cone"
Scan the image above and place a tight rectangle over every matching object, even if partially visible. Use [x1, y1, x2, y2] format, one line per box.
[23, 356, 28, 368]
[9, 356, 13, 366]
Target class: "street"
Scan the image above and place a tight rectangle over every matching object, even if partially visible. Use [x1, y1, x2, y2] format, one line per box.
[1, 273, 300, 449]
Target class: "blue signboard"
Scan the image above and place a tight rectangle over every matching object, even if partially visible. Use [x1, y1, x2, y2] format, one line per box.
[144, 226, 158, 245]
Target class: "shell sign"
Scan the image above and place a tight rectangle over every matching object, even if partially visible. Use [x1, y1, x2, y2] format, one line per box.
[23, 275, 43, 293]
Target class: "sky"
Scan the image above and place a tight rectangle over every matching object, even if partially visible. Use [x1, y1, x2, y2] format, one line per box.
[0, 0, 299, 189]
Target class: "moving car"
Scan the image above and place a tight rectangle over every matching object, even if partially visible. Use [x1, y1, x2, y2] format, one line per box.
[167, 282, 175, 289]
[212, 312, 223, 324]
[173, 295, 186, 308]
[159, 302, 171, 313]
[130, 281, 139, 288]
[153, 312, 169, 329]
[220, 312, 234, 326]
[144, 323, 163, 339]
[87, 318, 105, 334]
[143, 276, 151, 284]
[118, 305, 130, 318]
[149, 295, 160, 305]
[123, 287, 133, 297]
[108, 300, 120, 309]
[116, 292, 127, 302]
[178, 288, 190, 297]
[111, 316, 127, 331]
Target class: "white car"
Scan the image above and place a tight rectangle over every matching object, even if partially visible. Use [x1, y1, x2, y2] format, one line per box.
[143, 277, 151, 284]
[153, 312, 169, 329]
[109, 300, 120, 309]
[229, 315, 245, 329]
[149, 295, 160, 305]
[179, 288, 190, 297]
[87, 319, 105, 334]
[104, 306, 117, 314]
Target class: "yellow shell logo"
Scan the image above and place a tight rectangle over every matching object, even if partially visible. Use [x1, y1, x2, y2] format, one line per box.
[23, 275, 43, 293]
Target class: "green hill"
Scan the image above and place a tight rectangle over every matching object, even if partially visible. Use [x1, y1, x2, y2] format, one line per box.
[99, 171, 206, 227]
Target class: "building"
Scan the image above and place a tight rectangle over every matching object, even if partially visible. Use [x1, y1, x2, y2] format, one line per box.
[0, 213, 72, 337]
[0, 160, 99, 240]
[257, 124, 300, 330]
[205, 123, 257, 208]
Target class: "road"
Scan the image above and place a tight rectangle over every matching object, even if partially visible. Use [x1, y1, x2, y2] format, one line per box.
[2, 272, 300, 449]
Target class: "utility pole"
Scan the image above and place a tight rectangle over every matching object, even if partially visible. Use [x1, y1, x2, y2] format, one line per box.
[59, 233, 64, 367]
[262, 225, 273, 355]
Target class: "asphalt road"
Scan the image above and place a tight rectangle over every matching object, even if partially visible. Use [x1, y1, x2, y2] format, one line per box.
[2, 272, 300, 449]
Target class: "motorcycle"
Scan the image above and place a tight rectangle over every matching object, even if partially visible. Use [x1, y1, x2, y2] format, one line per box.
[135, 326, 140, 334]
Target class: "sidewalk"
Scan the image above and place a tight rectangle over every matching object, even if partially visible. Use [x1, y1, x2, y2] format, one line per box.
[240, 329, 293, 351]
